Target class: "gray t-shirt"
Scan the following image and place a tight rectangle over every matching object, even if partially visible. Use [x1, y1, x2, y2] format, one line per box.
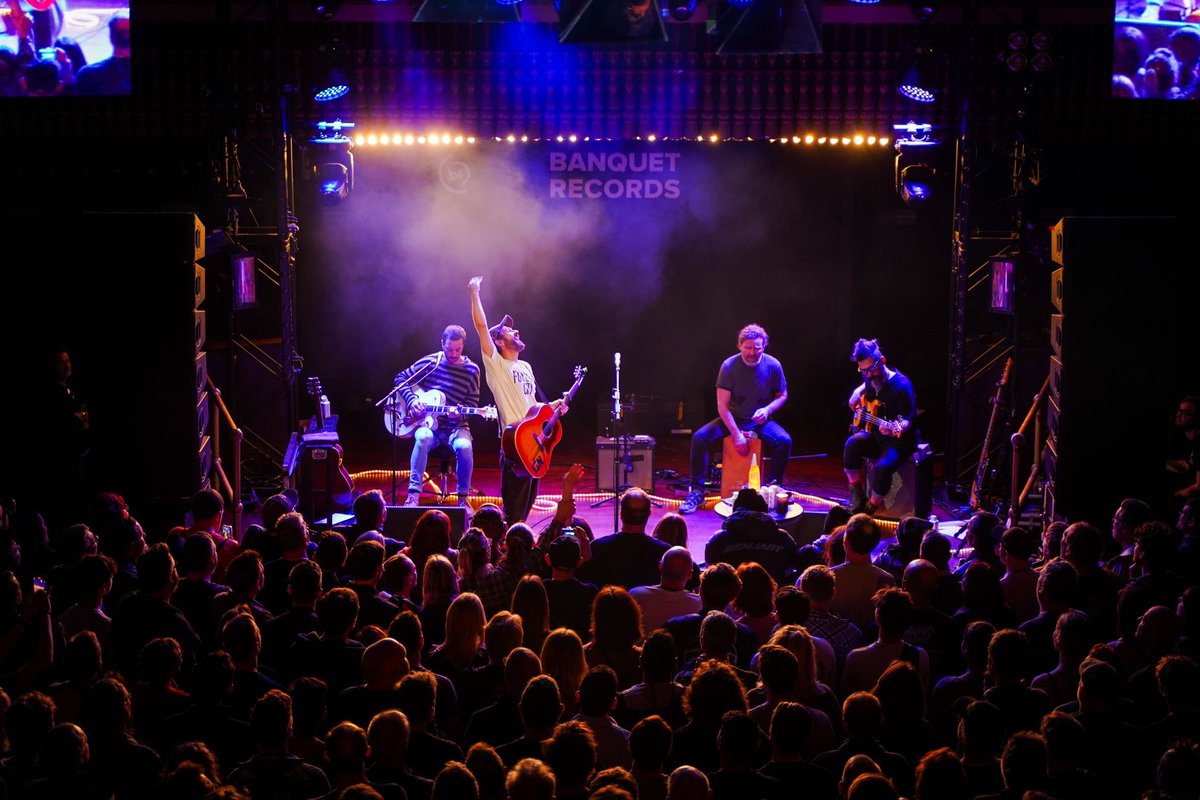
[716, 353, 787, 422]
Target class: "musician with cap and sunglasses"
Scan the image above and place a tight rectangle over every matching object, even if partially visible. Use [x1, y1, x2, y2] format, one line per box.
[843, 338, 918, 516]
[469, 276, 567, 524]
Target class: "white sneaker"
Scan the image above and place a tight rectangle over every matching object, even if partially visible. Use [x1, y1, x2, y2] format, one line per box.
[680, 490, 705, 515]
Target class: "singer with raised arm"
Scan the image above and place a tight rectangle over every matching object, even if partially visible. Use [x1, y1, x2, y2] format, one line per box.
[842, 338, 918, 515]
[391, 325, 482, 507]
[469, 276, 567, 524]
[680, 324, 791, 515]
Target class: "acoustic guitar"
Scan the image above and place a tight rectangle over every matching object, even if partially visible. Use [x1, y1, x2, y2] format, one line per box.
[383, 388, 498, 438]
[850, 396, 905, 437]
[502, 366, 587, 479]
[304, 377, 355, 509]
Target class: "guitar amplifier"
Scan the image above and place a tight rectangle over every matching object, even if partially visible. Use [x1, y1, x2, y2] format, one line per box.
[596, 436, 655, 492]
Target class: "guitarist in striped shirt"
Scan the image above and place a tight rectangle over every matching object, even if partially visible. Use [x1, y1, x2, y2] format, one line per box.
[843, 338, 918, 516]
[395, 325, 482, 507]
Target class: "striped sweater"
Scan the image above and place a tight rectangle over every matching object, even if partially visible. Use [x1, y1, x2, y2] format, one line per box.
[394, 353, 481, 428]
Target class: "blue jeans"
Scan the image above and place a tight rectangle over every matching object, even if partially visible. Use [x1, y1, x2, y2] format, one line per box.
[690, 418, 792, 487]
[409, 425, 473, 495]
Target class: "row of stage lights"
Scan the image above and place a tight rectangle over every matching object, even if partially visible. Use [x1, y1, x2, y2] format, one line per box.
[310, 119, 927, 206]
[343, 131, 893, 146]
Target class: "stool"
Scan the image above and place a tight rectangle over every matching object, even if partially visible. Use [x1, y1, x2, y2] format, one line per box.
[865, 443, 933, 520]
[426, 443, 456, 502]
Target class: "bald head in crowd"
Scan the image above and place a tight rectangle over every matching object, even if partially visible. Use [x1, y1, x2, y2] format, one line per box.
[361, 638, 409, 689]
[621, 489, 652, 531]
[667, 766, 710, 800]
[660, 547, 694, 590]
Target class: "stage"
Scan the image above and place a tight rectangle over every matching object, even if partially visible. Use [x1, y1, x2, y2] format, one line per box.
[331, 436, 964, 555]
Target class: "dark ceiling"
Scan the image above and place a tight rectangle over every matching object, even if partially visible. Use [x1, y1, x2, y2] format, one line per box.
[6, 1, 1192, 143]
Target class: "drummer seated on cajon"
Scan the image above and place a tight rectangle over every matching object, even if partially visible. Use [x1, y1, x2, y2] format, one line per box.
[679, 324, 791, 515]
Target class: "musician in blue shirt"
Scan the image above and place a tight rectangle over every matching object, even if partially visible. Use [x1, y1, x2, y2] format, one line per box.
[394, 325, 482, 507]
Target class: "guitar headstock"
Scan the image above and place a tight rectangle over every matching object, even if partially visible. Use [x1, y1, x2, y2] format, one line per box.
[305, 376, 323, 396]
[574, 365, 587, 380]
[481, 406, 499, 420]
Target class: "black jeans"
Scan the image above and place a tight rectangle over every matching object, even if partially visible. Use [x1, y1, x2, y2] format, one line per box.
[843, 430, 908, 497]
[500, 450, 539, 525]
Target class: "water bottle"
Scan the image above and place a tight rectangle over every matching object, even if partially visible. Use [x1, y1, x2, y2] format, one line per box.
[928, 514, 939, 534]
[319, 393, 331, 423]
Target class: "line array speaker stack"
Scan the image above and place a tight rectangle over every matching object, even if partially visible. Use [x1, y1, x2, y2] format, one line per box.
[1044, 217, 1184, 523]
[79, 213, 211, 506]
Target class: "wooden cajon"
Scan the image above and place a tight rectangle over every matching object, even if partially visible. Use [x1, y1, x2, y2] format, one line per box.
[720, 436, 763, 499]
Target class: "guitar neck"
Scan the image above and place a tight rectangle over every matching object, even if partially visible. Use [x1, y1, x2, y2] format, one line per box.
[541, 374, 586, 430]
[425, 405, 488, 416]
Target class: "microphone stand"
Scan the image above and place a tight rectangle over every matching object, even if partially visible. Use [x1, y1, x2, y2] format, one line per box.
[376, 358, 439, 505]
[591, 353, 659, 533]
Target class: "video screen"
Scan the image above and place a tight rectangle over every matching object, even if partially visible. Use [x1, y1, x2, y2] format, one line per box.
[1113, 1, 1200, 99]
[1, 1, 131, 96]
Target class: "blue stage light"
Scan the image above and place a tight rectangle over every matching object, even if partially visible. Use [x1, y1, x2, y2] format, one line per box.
[669, 0, 696, 20]
[898, 164, 934, 207]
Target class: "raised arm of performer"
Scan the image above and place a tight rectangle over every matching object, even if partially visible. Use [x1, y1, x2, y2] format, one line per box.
[470, 275, 543, 524]
[469, 276, 496, 360]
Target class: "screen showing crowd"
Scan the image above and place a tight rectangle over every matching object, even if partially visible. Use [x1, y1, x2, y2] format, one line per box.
[1, 1, 130, 97]
[1114, 1, 1200, 99]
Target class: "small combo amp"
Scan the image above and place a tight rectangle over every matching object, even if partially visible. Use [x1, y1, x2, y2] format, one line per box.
[595, 436, 656, 492]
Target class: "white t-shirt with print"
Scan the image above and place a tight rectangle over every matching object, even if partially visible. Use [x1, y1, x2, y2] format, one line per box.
[482, 347, 538, 429]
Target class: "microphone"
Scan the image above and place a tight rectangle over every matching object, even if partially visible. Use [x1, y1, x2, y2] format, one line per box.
[613, 353, 622, 418]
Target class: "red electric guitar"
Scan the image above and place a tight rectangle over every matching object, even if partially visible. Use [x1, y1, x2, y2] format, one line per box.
[502, 366, 587, 479]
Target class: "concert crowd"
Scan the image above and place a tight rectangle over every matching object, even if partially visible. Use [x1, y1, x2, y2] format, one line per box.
[2, 448, 1200, 800]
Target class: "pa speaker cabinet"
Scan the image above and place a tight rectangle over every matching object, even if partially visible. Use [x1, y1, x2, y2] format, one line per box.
[1050, 217, 1187, 522]
[596, 436, 656, 492]
[69, 213, 211, 504]
[383, 506, 469, 544]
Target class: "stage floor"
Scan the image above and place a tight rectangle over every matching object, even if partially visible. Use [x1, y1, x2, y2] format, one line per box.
[339, 436, 963, 555]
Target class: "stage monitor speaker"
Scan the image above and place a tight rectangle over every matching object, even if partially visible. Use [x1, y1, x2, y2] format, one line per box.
[383, 506, 469, 544]
[596, 437, 655, 492]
